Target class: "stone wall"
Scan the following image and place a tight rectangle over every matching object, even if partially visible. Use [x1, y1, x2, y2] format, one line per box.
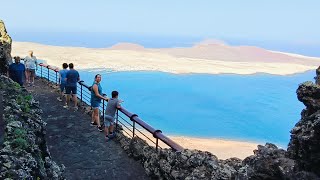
[0, 76, 64, 179]
[0, 20, 12, 74]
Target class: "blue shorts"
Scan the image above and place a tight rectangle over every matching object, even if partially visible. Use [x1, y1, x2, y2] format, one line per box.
[91, 101, 101, 109]
[104, 115, 115, 127]
[65, 86, 77, 94]
[60, 83, 66, 92]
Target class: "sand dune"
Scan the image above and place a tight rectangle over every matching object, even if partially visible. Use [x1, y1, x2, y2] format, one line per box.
[12, 41, 320, 75]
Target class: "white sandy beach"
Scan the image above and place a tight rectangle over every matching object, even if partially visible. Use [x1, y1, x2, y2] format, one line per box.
[12, 41, 320, 75]
[12, 41, 309, 159]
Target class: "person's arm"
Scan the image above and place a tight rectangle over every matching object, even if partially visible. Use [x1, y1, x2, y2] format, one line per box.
[23, 65, 27, 80]
[77, 72, 80, 82]
[65, 71, 68, 82]
[58, 71, 61, 84]
[117, 99, 122, 109]
[92, 84, 108, 100]
[35, 57, 38, 71]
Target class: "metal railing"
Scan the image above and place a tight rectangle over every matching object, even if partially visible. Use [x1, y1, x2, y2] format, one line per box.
[36, 63, 183, 151]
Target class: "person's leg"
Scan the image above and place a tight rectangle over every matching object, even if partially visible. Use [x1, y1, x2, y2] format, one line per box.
[92, 108, 99, 124]
[104, 119, 110, 141]
[109, 124, 114, 134]
[31, 70, 35, 85]
[73, 94, 77, 107]
[64, 86, 71, 108]
[26, 69, 30, 84]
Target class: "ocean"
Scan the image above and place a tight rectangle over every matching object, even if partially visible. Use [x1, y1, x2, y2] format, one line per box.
[19, 33, 318, 147]
[77, 70, 314, 147]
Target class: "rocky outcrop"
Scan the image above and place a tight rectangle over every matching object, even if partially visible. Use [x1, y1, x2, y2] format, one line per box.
[0, 76, 64, 179]
[0, 20, 12, 74]
[287, 81, 320, 176]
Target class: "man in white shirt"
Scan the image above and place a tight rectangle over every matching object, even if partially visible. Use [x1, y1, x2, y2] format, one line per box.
[24, 50, 37, 86]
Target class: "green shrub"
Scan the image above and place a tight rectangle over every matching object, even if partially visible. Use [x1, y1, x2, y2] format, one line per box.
[13, 128, 27, 139]
[11, 137, 29, 150]
[24, 95, 32, 101]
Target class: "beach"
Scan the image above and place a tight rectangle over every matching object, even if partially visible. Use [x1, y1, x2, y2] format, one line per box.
[169, 136, 259, 160]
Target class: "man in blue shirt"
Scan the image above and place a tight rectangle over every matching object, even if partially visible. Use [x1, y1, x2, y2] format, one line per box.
[64, 63, 80, 111]
[57, 63, 68, 102]
[8, 56, 27, 86]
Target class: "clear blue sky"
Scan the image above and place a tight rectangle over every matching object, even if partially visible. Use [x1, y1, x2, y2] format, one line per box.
[1, 0, 319, 44]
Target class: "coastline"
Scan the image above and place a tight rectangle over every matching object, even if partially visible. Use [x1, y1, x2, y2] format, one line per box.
[12, 41, 319, 76]
[169, 136, 260, 160]
[124, 128, 260, 160]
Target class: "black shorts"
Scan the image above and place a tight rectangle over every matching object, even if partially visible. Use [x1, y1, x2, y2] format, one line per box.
[65, 86, 77, 94]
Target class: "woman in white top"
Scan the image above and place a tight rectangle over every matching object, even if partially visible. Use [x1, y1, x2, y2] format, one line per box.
[24, 50, 37, 86]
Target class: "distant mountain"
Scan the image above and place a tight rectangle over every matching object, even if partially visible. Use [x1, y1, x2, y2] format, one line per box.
[156, 40, 320, 65]
[109, 43, 145, 51]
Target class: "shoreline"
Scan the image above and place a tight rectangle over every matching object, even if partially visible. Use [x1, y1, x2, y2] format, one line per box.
[123, 128, 263, 160]
[12, 41, 320, 76]
[168, 135, 261, 160]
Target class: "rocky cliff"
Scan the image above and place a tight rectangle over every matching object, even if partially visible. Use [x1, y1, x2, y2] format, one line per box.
[0, 76, 64, 179]
[0, 20, 12, 74]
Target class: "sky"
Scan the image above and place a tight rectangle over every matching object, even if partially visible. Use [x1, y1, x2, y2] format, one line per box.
[1, 0, 320, 46]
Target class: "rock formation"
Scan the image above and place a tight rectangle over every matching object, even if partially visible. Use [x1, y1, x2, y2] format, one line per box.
[0, 76, 64, 179]
[287, 80, 320, 176]
[0, 20, 12, 74]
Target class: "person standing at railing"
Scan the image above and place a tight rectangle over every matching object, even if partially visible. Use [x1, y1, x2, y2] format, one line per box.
[64, 63, 80, 111]
[24, 50, 37, 87]
[57, 63, 68, 102]
[91, 74, 109, 132]
[104, 91, 122, 141]
[8, 56, 27, 86]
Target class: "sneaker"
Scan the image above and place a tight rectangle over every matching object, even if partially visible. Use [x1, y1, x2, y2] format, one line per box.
[98, 126, 104, 132]
[57, 97, 62, 102]
[63, 105, 69, 109]
[105, 136, 109, 142]
[108, 132, 116, 139]
[90, 122, 97, 126]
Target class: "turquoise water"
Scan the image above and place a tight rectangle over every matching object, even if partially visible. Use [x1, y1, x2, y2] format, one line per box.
[78, 70, 314, 147]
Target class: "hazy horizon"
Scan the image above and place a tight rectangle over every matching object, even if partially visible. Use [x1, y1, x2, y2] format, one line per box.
[10, 31, 320, 57]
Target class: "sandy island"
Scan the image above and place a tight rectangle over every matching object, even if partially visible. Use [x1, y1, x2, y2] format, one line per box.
[11, 40, 310, 159]
[12, 41, 320, 75]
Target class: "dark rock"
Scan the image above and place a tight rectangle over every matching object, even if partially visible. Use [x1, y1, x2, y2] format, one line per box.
[0, 20, 12, 74]
[0, 75, 64, 179]
[287, 80, 320, 177]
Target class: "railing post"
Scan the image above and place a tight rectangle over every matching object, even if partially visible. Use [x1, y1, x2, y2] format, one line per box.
[116, 110, 118, 131]
[132, 121, 135, 137]
[102, 93, 106, 121]
[47, 67, 49, 81]
[80, 84, 83, 102]
[55, 71, 58, 84]
[156, 138, 159, 151]
[40, 66, 42, 78]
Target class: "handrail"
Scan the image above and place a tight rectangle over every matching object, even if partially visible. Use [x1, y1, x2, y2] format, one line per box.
[36, 63, 184, 152]
[118, 107, 183, 151]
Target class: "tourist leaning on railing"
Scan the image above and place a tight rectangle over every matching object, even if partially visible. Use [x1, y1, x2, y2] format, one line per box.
[90, 74, 108, 132]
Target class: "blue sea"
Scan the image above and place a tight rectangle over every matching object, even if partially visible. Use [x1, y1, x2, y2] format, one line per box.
[78, 70, 314, 147]
[18, 33, 319, 147]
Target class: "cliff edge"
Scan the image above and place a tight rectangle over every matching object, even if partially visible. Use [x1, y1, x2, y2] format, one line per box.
[0, 20, 12, 74]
